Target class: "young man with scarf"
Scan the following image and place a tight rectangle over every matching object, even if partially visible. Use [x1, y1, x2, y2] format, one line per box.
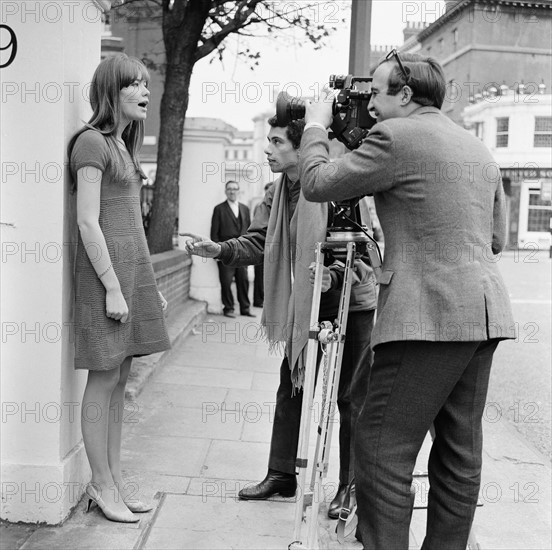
[181, 117, 376, 518]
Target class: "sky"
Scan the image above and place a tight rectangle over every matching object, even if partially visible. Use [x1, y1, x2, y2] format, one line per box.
[185, 0, 446, 130]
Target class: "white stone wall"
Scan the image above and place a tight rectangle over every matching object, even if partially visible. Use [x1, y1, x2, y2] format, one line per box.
[178, 118, 234, 313]
[1, 0, 103, 524]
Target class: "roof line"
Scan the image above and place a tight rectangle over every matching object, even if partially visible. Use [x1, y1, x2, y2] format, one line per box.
[417, 0, 552, 42]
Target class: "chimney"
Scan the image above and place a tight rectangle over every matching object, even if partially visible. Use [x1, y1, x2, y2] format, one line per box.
[402, 21, 419, 43]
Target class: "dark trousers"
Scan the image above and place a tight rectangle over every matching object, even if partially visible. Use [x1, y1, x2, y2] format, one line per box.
[268, 310, 374, 485]
[253, 263, 264, 307]
[217, 263, 251, 314]
[354, 339, 500, 550]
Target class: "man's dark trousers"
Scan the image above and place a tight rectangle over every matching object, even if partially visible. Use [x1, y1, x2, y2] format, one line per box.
[211, 200, 251, 315]
[268, 310, 374, 485]
[217, 263, 250, 315]
[354, 339, 500, 550]
[253, 263, 264, 307]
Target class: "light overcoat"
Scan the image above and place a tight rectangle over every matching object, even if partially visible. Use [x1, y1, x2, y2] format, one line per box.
[300, 106, 515, 347]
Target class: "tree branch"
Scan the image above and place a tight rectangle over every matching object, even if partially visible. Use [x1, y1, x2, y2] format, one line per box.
[194, 0, 262, 62]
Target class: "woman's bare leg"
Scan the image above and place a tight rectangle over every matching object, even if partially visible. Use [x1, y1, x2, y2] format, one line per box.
[81, 364, 131, 514]
[107, 356, 135, 500]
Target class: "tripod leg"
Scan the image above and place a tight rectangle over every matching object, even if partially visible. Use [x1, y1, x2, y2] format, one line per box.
[307, 243, 357, 549]
[292, 244, 325, 546]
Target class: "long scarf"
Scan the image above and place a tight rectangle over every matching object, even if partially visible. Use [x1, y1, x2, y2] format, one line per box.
[261, 174, 327, 392]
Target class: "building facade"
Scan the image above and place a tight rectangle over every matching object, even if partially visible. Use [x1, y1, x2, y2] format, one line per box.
[463, 90, 552, 249]
[381, 0, 552, 248]
[415, 0, 552, 123]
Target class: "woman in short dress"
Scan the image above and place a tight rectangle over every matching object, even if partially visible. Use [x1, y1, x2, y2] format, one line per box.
[68, 54, 171, 523]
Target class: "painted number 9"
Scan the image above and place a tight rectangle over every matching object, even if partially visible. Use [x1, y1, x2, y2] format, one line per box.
[0, 25, 18, 69]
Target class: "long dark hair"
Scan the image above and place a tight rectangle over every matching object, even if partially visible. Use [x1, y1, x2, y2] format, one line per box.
[67, 53, 150, 191]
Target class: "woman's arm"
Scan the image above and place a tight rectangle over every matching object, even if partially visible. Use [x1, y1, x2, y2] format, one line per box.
[76, 166, 128, 322]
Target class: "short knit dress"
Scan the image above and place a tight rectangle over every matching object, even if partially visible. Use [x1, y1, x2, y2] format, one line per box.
[72, 130, 171, 371]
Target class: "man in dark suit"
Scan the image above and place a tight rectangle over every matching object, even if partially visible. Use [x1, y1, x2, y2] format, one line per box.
[300, 52, 515, 549]
[210, 181, 254, 318]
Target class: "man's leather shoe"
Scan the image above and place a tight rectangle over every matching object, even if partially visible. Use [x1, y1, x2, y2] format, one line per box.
[241, 311, 256, 318]
[238, 469, 296, 500]
[328, 483, 348, 519]
[223, 311, 236, 318]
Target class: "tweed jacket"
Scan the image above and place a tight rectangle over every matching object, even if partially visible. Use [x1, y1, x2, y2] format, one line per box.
[210, 201, 251, 242]
[300, 106, 515, 347]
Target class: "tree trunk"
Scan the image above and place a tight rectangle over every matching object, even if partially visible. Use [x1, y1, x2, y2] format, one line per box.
[147, 0, 212, 253]
[146, 63, 191, 253]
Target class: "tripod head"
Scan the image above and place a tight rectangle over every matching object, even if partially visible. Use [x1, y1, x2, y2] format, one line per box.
[326, 199, 383, 273]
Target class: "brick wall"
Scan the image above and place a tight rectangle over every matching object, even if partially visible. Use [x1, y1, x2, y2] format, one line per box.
[151, 250, 192, 315]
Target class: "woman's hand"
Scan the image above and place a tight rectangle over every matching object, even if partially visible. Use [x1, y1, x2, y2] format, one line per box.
[158, 291, 168, 312]
[180, 232, 222, 258]
[106, 289, 129, 323]
[309, 262, 332, 293]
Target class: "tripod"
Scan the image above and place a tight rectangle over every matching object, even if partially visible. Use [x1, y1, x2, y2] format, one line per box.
[289, 235, 376, 550]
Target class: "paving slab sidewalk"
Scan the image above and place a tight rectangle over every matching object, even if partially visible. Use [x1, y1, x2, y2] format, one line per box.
[2, 309, 551, 550]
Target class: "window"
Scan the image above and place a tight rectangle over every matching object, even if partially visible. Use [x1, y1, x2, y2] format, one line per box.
[452, 28, 458, 49]
[438, 38, 444, 53]
[527, 187, 552, 232]
[475, 122, 484, 140]
[534, 117, 552, 148]
[496, 117, 509, 148]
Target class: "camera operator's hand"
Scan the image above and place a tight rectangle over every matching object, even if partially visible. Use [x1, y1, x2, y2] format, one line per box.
[304, 86, 336, 129]
[309, 262, 332, 293]
[180, 232, 221, 258]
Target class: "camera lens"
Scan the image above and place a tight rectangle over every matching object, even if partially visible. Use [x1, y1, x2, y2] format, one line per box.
[276, 92, 306, 125]
[288, 97, 306, 121]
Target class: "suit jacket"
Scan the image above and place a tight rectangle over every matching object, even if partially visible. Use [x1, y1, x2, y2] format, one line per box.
[300, 106, 515, 347]
[211, 201, 251, 242]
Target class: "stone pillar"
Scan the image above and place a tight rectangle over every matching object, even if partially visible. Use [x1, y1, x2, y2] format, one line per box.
[178, 118, 233, 313]
[1, 0, 105, 524]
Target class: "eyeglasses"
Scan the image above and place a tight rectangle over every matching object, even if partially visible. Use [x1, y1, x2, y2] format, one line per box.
[385, 49, 410, 84]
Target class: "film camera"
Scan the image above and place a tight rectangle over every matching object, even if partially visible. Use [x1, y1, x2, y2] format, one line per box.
[276, 74, 376, 151]
[276, 75, 382, 271]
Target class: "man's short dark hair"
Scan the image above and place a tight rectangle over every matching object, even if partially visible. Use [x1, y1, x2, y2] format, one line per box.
[225, 180, 239, 189]
[267, 116, 306, 149]
[379, 52, 446, 109]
